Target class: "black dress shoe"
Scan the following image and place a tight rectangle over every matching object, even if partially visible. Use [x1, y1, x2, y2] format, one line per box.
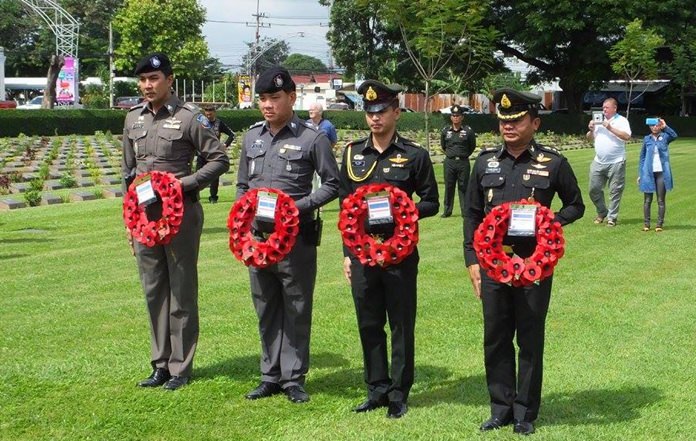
[245, 381, 281, 400]
[386, 401, 408, 418]
[208, 196, 218, 204]
[163, 376, 189, 391]
[513, 421, 535, 435]
[285, 385, 310, 403]
[353, 397, 389, 413]
[480, 416, 513, 431]
[137, 368, 171, 387]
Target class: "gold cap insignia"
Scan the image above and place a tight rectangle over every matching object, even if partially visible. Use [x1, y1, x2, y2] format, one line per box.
[501, 94, 512, 109]
[365, 86, 377, 101]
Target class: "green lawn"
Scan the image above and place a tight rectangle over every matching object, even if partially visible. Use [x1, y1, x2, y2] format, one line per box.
[1, 139, 695, 440]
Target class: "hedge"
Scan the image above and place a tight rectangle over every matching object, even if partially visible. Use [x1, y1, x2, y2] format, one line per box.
[2, 108, 694, 138]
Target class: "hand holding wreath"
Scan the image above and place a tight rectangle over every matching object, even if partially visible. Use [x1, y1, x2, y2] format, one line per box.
[227, 188, 300, 268]
[339, 183, 419, 267]
[473, 199, 565, 287]
[123, 171, 184, 247]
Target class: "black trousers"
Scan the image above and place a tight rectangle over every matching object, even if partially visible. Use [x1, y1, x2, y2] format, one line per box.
[349, 250, 419, 402]
[481, 272, 553, 423]
[643, 172, 666, 226]
[443, 158, 470, 216]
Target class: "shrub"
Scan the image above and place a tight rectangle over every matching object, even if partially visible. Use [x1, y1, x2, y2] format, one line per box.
[60, 172, 77, 188]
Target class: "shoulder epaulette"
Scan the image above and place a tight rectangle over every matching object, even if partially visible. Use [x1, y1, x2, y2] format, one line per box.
[127, 102, 146, 112]
[535, 143, 563, 156]
[183, 102, 200, 113]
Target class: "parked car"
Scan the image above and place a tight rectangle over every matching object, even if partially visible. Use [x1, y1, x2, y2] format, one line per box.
[113, 96, 143, 110]
[0, 100, 17, 109]
[16, 96, 44, 109]
[326, 102, 351, 110]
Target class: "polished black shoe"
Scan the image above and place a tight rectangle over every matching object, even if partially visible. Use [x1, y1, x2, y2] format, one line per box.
[513, 421, 535, 435]
[285, 385, 310, 403]
[480, 416, 513, 431]
[137, 368, 171, 387]
[245, 381, 281, 400]
[386, 401, 408, 418]
[163, 376, 189, 391]
[208, 196, 218, 204]
[353, 397, 389, 413]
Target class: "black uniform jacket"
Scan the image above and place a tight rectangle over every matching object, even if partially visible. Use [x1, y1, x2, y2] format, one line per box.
[464, 141, 584, 266]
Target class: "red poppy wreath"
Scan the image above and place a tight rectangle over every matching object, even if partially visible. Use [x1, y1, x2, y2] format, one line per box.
[339, 183, 419, 267]
[123, 171, 184, 247]
[473, 199, 565, 286]
[227, 188, 300, 268]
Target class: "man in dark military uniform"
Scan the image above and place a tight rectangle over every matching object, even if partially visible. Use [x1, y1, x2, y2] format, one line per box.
[197, 105, 235, 203]
[122, 53, 230, 391]
[464, 88, 584, 434]
[440, 104, 476, 218]
[237, 66, 339, 404]
[340, 80, 439, 419]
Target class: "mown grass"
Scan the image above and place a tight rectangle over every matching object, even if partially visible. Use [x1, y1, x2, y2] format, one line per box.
[1, 139, 695, 440]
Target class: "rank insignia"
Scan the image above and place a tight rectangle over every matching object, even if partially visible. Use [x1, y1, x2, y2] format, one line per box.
[536, 153, 552, 163]
[389, 154, 408, 164]
[366, 86, 377, 101]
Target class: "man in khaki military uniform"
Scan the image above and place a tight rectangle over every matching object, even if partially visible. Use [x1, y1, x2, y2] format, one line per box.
[122, 52, 229, 391]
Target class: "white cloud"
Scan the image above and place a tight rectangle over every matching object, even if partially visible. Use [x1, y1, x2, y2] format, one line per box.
[200, 0, 332, 71]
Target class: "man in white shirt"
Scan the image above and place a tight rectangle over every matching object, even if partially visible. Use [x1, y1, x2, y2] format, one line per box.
[586, 98, 632, 226]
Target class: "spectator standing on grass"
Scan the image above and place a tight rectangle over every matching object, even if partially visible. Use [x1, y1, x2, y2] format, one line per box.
[339, 80, 439, 419]
[196, 105, 235, 203]
[465, 88, 584, 435]
[440, 104, 476, 218]
[122, 53, 229, 391]
[236, 66, 339, 404]
[307, 102, 338, 192]
[638, 118, 677, 232]
[586, 97, 631, 227]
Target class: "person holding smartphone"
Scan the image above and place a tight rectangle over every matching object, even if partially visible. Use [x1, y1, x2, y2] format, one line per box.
[638, 118, 677, 232]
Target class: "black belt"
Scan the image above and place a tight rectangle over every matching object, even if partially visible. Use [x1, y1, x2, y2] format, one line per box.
[447, 156, 467, 160]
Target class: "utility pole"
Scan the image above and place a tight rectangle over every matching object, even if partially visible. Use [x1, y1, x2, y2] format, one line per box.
[248, 0, 270, 104]
[108, 22, 114, 108]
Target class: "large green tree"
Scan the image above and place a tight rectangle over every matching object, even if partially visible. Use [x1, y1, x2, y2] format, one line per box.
[486, 0, 629, 113]
[608, 19, 664, 117]
[282, 53, 328, 74]
[113, 0, 210, 79]
[240, 37, 290, 74]
[0, 0, 121, 77]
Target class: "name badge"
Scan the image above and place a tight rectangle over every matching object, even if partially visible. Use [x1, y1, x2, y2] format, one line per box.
[136, 179, 157, 206]
[366, 192, 393, 225]
[508, 204, 537, 237]
[255, 191, 278, 222]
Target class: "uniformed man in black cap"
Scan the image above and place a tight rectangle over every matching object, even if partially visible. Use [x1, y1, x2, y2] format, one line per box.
[197, 104, 235, 203]
[237, 65, 339, 404]
[440, 104, 476, 218]
[122, 52, 230, 390]
[464, 88, 584, 434]
[339, 80, 439, 418]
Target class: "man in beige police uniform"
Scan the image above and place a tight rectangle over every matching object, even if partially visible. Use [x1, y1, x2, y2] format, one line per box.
[122, 52, 229, 391]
